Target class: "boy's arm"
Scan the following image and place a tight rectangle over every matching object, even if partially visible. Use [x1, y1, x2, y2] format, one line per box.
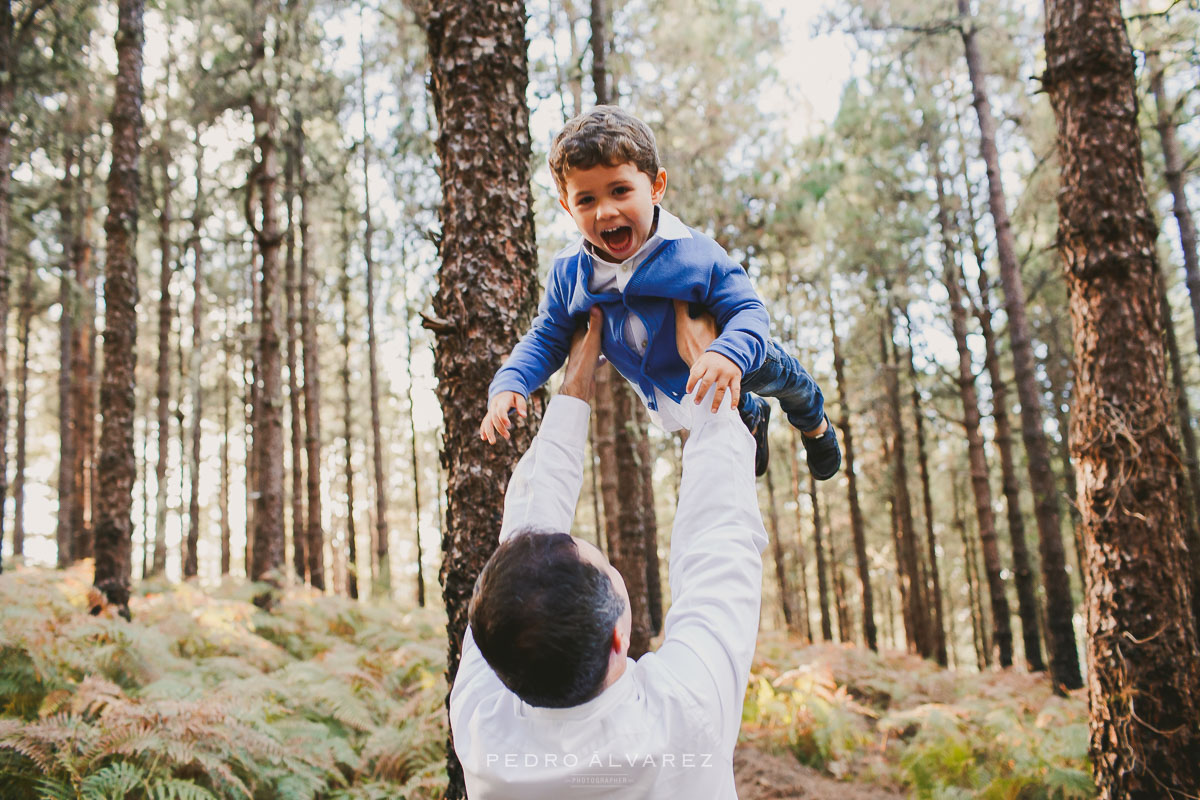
[699, 256, 771, 378]
[488, 268, 578, 401]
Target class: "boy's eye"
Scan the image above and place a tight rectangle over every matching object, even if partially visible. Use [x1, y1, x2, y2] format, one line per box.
[576, 195, 593, 205]
[613, 186, 630, 195]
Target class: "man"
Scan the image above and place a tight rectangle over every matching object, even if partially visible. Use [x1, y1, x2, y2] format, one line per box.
[450, 302, 768, 798]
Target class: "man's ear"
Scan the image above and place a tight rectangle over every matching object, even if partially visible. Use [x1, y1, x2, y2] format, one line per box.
[611, 625, 625, 655]
[651, 168, 668, 204]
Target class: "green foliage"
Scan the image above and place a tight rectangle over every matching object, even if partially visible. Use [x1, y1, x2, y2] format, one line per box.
[743, 635, 1094, 797]
[0, 564, 449, 799]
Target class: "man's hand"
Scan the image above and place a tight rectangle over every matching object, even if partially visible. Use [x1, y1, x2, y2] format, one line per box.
[480, 391, 527, 444]
[560, 307, 604, 402]
[674, 300, 741, 411]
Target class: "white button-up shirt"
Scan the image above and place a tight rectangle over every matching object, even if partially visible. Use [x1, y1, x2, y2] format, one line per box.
[450, 390, 768, 799]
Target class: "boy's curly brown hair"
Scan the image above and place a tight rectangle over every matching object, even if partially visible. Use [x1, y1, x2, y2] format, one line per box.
[548, 105, 660, 196]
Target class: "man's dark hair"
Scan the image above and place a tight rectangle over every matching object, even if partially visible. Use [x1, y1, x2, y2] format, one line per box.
[468, 530, 625, 708]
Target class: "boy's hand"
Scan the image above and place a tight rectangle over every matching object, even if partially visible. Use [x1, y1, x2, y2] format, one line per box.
[687, 351, 742, 412]
[480, 391, 527, 444]
[674, 299, 742, 412]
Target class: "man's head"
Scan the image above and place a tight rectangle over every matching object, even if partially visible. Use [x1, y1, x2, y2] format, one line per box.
[549, 105, 668, 262]
[468, 530, 632, 708]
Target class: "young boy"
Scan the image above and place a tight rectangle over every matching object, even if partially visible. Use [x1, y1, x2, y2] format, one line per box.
[479, 105, 839, 480]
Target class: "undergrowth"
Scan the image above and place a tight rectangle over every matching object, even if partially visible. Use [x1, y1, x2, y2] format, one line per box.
[742, 632, 1094, 799]
[2, 564, 1094, 800]
[0, 563, 447, 800]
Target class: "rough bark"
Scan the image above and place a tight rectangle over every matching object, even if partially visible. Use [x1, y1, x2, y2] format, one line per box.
[297, 118, 323, 592]
[764, 457, 797, 631]
[959, 0, 1081, 691]
[284, 121, 306, 583]
[809, 473, 833, 642]
[829, 301, 875, 650]
[94, 0, 144, 617]
[1044, 1, 1200, 792]
[903, 310, 947, 666]
[183, 140, 203, 580]
[425, 2, 541, 793]
[150, 145, 172, 578]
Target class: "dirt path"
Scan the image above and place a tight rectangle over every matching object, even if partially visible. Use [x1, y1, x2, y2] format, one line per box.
[733, 746, 904, 800]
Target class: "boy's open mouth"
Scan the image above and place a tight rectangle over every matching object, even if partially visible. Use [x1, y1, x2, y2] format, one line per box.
[600, 225, 634, 255]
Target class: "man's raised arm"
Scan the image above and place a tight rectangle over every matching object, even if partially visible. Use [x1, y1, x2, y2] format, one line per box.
[498, 307, 604, 541]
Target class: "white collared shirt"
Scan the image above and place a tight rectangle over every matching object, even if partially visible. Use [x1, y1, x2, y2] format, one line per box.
[450, 391, 767, 799]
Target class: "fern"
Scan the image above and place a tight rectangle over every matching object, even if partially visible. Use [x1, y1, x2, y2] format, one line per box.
[146, 778, 219, 800]
[80, 760, 145, 799]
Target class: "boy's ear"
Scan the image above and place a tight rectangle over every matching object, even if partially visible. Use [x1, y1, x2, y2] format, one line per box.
[651, 168, 668, 204]
[559, 193, 570, 212]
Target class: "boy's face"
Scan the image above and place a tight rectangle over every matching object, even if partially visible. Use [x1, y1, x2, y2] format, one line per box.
[559, 162, 668, 262]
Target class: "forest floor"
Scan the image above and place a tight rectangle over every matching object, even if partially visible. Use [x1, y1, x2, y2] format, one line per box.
[0, 564, 1094, 799]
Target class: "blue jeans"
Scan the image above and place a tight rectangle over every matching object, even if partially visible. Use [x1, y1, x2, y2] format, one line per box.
[739, 339, 825, 433]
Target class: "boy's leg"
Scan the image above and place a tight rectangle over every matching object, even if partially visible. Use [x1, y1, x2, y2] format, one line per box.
[742, 339, 841, 480]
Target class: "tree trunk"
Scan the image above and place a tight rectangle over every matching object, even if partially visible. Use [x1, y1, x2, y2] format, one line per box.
[1044, 1, 1200, 791]
[1159, 269, 1200, 632]
[592, 371, 653, 656]
[831, 536, 851, 643]
[590, 0, 608, 106]
[183, 139, 203, 580]
[934, 160, 1015, 668]
[150, 145, 172, 578]
[94, 0, 144, 617]
[57, 145, 78, 568]
[340, 214, 358, 601]
[358, 37, 390, 598]
[880, 313, 931, 657]
[399, 237, 424, 606]
[959, 0, 1081, 691]
[71, 149, 97, 565]
[1149, 54, 1200, 372]
[952, 473, 980, 669]
[634, 403, 662, 636]
[809, 472, 833, 642]
[788, 432, 813, 642]
[903, 309, 947, 665]
[12, 242, 32, 560]
[284, 120, 306, 583]
[297, 116, 324, 592]
[0, 0, 14, 576]
[955, 156, 1048, 671]
[829, 300, 875, 650]
[220, 310, 231, 577]
[1042, 314, 1085, 582]
[425, 1, 541, 793]
[248, 47, 285, 592]
[764, 457, 796, 631]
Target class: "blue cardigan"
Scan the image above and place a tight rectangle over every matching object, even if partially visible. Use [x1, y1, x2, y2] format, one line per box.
[489, 221, 769, 410]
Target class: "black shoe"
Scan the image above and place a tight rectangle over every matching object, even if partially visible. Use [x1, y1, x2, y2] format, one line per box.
[738, 394, 770, 477]
[803, 415, 841, 480]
